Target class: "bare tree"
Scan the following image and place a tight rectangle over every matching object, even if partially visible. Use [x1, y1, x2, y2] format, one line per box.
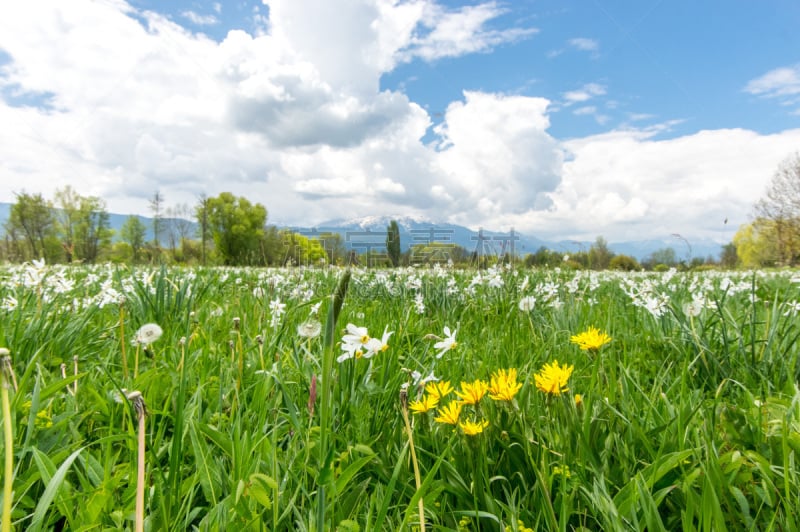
[754, 152, 800, 265]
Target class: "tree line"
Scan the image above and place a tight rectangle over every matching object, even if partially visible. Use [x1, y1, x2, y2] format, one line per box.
[7, 149, 797, 270]
[0, 188, 345, 266]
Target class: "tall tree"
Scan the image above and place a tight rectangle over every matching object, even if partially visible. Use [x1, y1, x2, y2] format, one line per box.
[754, 152, 800, 265]
[121, 215, 147, 263]
[7, 191, 58, 261]
[54, 185, 81, 262]
[386, 220, 401, 267]
[149, 191, 164, 254]
[719, 242, 739, 269]
[205, 192, 268, 265]
[53, 186, 112, 263]
[195, 194, 210, 266]
[76, 197, 112, 263]
[167, 203, 194, 261]
[588, 236, 614, 270]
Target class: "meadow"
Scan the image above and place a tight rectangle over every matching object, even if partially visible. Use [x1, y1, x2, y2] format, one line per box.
[0, 261, 799, 531]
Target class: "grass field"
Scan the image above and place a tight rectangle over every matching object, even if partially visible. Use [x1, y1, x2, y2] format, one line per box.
[1, 262, 799, 530]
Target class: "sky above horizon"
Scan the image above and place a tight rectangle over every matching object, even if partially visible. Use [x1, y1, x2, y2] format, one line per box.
[1, 0, 799, 243]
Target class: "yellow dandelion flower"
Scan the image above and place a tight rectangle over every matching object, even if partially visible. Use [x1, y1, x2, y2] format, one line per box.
[570, 326, 612, 351]
[574, 394, 583, 407]
[455, 379, 489, 405]
[459, 418, 489, 436]
[408, 393, 439, 414]
[488, 368, 523, 402]
[433, 401, 463, 425]
[425, 380, 454, 400]
[534, 360, 574, 396]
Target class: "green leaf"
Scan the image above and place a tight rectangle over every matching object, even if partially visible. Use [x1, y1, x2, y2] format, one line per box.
[29, 447, 85, 532]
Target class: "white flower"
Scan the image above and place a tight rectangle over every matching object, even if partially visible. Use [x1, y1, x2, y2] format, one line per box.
[134, 323, 163, 345]
[363, 327, 393, 358]
[310, 302, 322, 316]
[411, 370, 439, 386]
[338, 323, 370, 362]
[269, 298, 286, 328]
[2, 295, 18, 312]
[413, 293, 425, 314]
[518, 295, 536, 312]
[433, 326, 457, 359]
[783, 301, 800, 317]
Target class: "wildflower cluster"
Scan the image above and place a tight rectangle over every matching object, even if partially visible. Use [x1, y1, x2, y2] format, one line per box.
[410, 368, 523, 437]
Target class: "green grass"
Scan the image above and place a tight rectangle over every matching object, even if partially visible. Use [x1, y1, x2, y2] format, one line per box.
[0, 263, 799, 530]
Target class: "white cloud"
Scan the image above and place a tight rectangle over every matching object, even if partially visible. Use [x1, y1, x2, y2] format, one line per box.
[568, 37, 598, 52]
[397, 2, 538, 63]
[745, 64, 800, 113]
[745, 64, 800, 98]
[181, 10, 219, 26]
[562, 83, 606, 104]
[502, 127, 800, 241]
[432, 91, 562, 224]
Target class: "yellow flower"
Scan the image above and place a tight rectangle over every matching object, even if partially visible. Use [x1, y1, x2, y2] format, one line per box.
[534, 360, 574, 396]
[425, 380, 454, 400]
[408, 393, 439, 414]
[488, 368, 523, 402]
[570, 326, 612, 351]
[434, 401, 463, 425]
[459, 418, 489, 436]
[574, 394, 583, 407]
[455, 379, 489, 405]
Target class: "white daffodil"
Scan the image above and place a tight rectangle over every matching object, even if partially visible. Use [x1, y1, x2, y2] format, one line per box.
[363, 327, 393, 358]
[433, 326, 457, 359]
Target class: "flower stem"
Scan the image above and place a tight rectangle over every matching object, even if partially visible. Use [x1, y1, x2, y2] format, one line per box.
[1, 351, 15, 532]
[119, 304, 128, 380]
[400, 391, 426, 532]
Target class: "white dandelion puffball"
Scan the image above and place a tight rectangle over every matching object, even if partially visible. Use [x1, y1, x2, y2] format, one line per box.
[135, 323, 163, 345]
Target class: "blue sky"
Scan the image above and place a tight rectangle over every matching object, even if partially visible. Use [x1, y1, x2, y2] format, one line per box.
[1, 0, 799, 243]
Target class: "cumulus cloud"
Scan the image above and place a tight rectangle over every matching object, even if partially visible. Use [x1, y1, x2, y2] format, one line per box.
[502, 127, 800, 241]
[432, 91, 562, 224]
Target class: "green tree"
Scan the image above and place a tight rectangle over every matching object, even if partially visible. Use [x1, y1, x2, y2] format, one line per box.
[318, 232, 346, 265]
[6, 191, 58, 262]
[149, 190, 164, 257]
[609, 254, 641, 271]
[120, 215, 147, 263]
[754, 152, 800, 265]
[54, 186, 112, 263]
[588, 236, 614, 270]
[733, 221, 778, 268]
[719, 242, 738, 269]
[386, 220, 401, 267]
[195, 194, 211, 266]
[646, 247, 678, 268]
[206, 192, 268, 265]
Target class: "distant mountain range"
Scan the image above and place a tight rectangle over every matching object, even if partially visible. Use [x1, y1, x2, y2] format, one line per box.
[288, 214, 724, 261]
[0, 203, 723, 261]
